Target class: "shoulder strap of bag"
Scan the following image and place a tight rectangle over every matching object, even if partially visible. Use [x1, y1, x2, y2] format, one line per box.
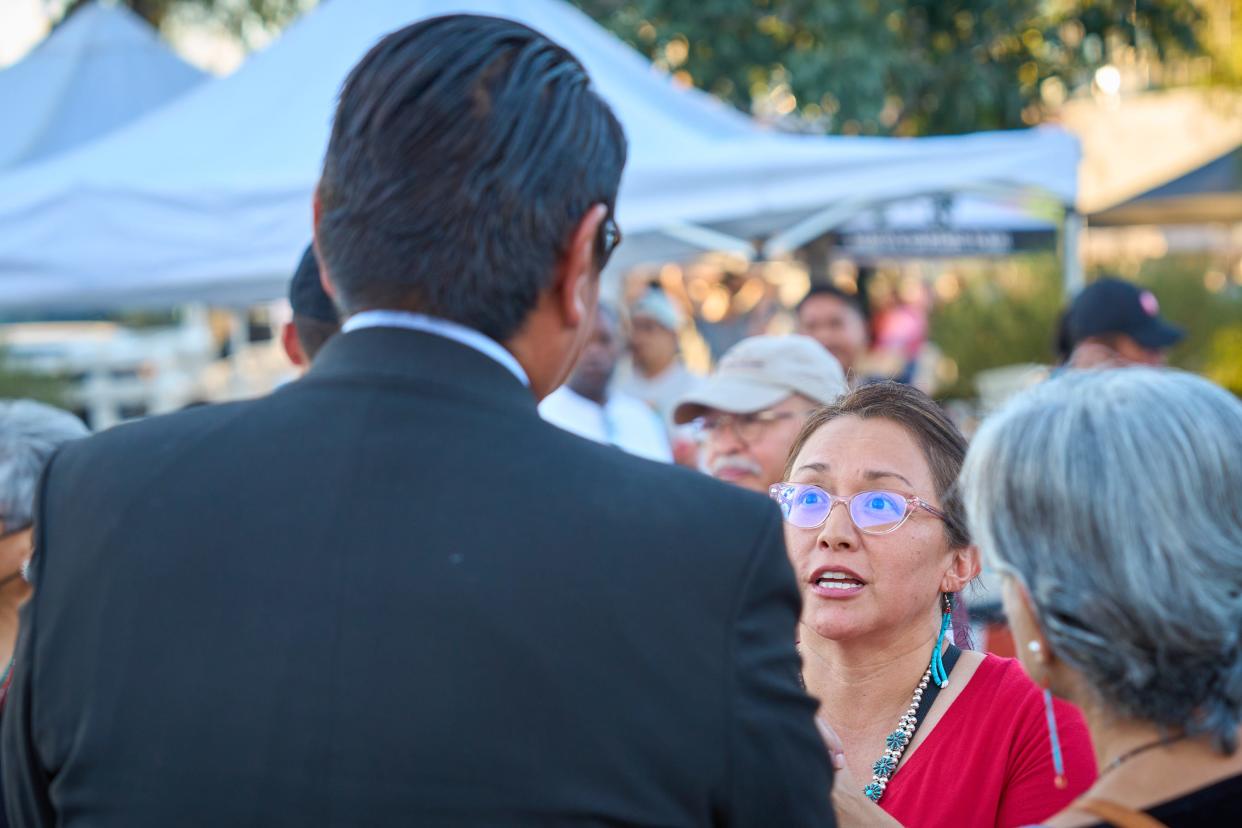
[1073, 798, 1168, 828]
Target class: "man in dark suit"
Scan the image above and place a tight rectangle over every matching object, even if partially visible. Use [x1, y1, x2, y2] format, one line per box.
[3, 15, 834, 827]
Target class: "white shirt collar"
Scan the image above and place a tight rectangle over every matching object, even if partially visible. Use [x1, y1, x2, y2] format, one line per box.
[341, 310, 529, 387]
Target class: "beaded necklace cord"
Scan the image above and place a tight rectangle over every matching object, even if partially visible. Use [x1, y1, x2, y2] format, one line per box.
[862, 644, 961, 802]
[797, 596, 962, 804]
[1100, 734, 1189, 777]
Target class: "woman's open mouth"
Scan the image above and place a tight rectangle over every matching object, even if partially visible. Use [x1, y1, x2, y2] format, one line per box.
[809, 568, 866, 599]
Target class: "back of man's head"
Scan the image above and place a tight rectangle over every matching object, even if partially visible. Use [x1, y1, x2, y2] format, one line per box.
[285, 245, 341, 367]
[315, 15, 627, 344]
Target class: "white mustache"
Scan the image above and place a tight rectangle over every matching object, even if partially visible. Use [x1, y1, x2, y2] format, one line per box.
[708, 456, 763, 478]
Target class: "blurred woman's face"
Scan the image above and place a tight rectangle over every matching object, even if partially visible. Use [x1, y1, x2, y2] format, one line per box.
[782, 416, 959, 644]
[628, 316, 678, 372]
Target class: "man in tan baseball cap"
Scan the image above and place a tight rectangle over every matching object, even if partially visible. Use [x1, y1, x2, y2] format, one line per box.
[674, 334, 847, 494]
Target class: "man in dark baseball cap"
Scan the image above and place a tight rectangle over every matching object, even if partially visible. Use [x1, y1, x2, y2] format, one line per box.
[1063, 276, 1184, 369]
[281, 244, 341, 370]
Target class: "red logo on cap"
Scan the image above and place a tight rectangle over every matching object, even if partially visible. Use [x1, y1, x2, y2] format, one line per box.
[1140, 291, 1159, 317]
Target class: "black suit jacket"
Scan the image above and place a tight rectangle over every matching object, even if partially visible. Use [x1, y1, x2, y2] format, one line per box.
[3, 327, 834, 827]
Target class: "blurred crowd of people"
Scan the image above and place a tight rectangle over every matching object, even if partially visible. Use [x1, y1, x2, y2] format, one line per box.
[0, 13, 1239, 828]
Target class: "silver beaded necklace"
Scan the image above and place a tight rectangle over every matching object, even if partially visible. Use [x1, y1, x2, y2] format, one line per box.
[801, 597, 958, 804]
[862, 663, 933, 802]
[861, 596, 957, 802]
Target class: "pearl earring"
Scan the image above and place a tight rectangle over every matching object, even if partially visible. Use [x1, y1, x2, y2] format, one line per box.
[1027, 640, 1041, 654]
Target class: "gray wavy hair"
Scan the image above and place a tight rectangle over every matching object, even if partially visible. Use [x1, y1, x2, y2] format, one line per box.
[961, 369, 1242, 753]
[0, 400, 89, 533]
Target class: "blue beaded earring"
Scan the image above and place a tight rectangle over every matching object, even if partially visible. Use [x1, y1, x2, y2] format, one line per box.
[930, 592, 952, 688]
[1030, 640, 1068, 789]
[1043, 688, 1068, 789]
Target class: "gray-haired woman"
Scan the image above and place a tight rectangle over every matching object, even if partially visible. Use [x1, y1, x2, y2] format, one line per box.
[0, 400, 88, 693]
[962, 368, 1242, 827]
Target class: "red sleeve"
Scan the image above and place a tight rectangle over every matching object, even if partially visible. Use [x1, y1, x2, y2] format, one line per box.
[995, 672, 1098, 828]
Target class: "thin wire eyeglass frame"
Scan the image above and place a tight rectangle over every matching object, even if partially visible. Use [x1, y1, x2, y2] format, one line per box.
[768, 482, 947, 535]
[691, 410, 800, 446]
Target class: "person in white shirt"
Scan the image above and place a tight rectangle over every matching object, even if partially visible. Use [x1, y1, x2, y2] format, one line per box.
[612, 286, 699, 428]
[541, 305, 672, 462]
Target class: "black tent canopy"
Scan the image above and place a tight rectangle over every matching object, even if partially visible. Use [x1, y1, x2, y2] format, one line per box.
[1090, 145, 1242, 226]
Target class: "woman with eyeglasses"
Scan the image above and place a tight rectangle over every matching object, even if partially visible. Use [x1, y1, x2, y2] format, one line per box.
[770, 382, 1096, 827]
[962, 369, 1242, 827]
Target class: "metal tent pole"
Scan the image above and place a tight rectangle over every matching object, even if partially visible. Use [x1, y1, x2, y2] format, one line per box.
[1062, 207, 1085, 297]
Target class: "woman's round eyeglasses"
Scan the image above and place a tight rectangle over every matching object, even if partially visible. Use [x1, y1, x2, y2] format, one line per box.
[769, 482, 946, 535]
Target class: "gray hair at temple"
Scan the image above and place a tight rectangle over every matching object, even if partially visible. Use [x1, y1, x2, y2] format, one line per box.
[961, 368, 1242, 753]
[0, 400, 89, 533]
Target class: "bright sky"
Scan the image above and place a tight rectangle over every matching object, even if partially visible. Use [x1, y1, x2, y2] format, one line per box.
[0, 0, 51, 68]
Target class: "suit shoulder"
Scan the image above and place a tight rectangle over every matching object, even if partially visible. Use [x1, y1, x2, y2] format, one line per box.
[50, 399, 257, 478]
[540, 420, 777, 530]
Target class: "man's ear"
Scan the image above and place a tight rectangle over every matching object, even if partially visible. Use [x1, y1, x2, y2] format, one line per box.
[555, 205, 607, 328]
[312, 191, 337, 301]
[282, 322, 308, 369]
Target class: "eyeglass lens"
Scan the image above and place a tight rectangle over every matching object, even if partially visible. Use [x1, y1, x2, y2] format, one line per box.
[774, 485, 908, 533]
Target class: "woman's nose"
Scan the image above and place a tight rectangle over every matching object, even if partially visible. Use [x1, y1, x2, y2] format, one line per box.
[817, 498, 857, 551]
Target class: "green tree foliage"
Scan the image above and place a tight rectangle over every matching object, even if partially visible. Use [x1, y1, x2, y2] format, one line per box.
[929, 254, 1064, 399]
[929, 253, 1242, 399]
[573, 0, 1204, 135]
[59, 1, 1207, 134]
[1129, 254, 1242, 394]
[48, 0, 312, 49]
[0, 351, 67, 407]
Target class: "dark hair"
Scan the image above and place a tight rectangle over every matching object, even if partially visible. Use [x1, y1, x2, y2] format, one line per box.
[293, 314, 341, 362]
[315, 15, 627, 341]
[288, 245, 339, 324]
[796, 284, 865, 320]
[783, 382, 970, 549]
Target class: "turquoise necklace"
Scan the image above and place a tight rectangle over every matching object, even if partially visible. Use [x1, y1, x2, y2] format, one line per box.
[863, 598, 956, 803]
[863, 662, 933, 801]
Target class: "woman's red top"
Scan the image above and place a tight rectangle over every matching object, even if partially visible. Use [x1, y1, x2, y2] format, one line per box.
[880, 654, 1097, 828]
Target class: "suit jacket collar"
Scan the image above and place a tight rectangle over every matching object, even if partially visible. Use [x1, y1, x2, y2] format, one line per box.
[307, 326, 537, 412]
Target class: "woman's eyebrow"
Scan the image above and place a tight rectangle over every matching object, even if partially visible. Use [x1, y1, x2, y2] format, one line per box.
[862, 469, 915, 488]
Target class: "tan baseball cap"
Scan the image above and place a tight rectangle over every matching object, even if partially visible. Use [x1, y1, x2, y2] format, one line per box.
[673, 334, 847, 425]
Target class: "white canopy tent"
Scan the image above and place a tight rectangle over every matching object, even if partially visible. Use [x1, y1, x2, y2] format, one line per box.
[0, 0, 1079, 311]
[613, 129, 1076, 262]
[0, 1, 205, 172]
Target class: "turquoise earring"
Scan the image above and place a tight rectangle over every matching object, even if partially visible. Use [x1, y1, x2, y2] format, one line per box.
[930, 592, 951, 688]
[1030, 640, 1069, 790]
[1043, 688, 1068, 788]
